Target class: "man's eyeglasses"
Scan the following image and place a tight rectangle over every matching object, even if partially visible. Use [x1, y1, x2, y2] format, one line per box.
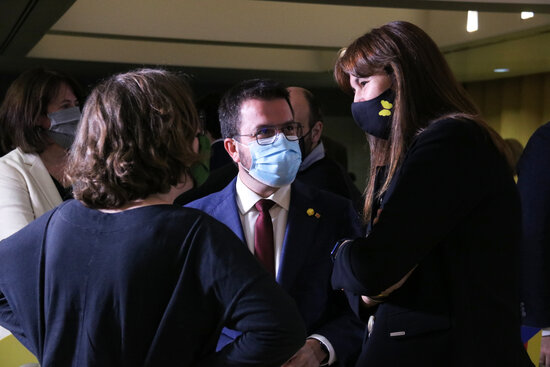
[234, 122, 303, 146]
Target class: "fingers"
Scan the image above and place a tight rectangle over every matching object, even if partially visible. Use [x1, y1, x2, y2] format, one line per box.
[372, 208, 383, 225]
[540, 336, 550, 367]
[361, 295, 382, 307]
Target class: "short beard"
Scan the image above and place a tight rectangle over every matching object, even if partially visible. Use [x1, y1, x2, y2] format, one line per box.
[300, 135, 313, 158]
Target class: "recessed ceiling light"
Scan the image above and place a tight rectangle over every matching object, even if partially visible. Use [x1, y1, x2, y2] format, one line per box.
[494, 68, 510, 73]
[467, 11, 478, 32]
[521, 12, 534, 19]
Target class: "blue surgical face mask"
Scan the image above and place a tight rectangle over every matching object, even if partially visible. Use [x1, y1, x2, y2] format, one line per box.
[240, 133, 302, 187]
[47, 106, 81, 149]
[351, 88, 395, 140]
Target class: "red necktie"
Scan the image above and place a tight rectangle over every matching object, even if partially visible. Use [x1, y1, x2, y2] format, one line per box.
[254, 199, 276, 276]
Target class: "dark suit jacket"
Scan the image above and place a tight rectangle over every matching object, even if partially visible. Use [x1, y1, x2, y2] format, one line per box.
[187, 179, 364, 366]
[332, 119, 532, 367]
[297, 156, 363, 213]
[174, 163, 238, 206]
[518, 121, 550, 327]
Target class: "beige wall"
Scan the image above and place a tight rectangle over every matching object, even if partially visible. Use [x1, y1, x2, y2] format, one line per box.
[465, 72, 550, 147]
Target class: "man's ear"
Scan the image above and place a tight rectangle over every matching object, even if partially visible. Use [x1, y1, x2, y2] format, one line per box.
[224, 138, 240, 163]
[311, 121, 323, 145]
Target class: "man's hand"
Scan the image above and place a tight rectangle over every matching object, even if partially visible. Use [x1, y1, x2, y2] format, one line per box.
[540, 335, 550, 366]
[281, 338, 327, 367]
[361, 295, 382, 308]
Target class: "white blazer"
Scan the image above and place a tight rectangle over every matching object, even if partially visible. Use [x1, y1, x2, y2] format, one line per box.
[0, 148, 62, 240]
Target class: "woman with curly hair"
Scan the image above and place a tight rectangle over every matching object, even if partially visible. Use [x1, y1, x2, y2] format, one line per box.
[0, 69, 305, 367]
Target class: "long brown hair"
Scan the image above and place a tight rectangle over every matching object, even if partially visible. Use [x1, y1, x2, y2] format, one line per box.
[334, 21, 510, 221]
[67, 69, 200, 209]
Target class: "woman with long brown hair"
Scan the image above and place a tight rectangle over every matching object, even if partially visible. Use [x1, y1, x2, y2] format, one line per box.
[331, 21, 532, 366]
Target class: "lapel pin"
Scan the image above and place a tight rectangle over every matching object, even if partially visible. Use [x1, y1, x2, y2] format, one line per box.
[306, 208, 321, 218]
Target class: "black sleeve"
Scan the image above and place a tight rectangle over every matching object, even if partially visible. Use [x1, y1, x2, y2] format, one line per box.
[0, 209, 57, 358]
[332, 120, 488, 296]
[310, 199, 365, 365]
[518, 122, 550, 327]
[192, 215, 306, 367]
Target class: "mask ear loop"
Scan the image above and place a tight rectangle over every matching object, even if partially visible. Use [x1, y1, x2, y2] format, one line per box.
[298, 127, 312, 156]
[300, 128, 313, 140]
[232, 138, 252, 173]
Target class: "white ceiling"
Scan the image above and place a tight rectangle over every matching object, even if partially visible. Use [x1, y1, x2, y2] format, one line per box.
[1, 0, 550, 88]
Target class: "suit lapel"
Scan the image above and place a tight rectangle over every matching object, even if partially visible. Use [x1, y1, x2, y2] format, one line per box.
[23, 151, 62, 207]
[277, 183, 320, 287]
[210, 179, 246, 242]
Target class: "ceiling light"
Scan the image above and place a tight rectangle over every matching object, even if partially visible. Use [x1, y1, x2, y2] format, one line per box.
[521, 12, 534, 19]
[494, 68, 509, 73]
[467, 11, 478, 32]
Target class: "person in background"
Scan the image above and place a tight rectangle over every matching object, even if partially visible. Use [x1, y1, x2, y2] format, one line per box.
[503, 137, 524, 179]
[187, 79, 364, 366]
[330, 21, 532, 366]
[517, 122, 550, 367]
[174, 92, 239, 205]
[321, 135, 349, 172]
[197, 92, 234, 170]
[0, 67, 82, 365]
[0, 67, 82, 240]
[288, 86, 363, 211]
[0, 69, 306, 367]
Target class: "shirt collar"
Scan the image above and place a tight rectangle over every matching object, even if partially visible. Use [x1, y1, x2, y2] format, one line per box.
[235, 174, 291, 214]
[299, 141, 325, 171]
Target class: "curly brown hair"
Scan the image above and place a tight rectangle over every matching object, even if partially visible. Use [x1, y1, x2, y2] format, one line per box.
[67, 69, 200, 209]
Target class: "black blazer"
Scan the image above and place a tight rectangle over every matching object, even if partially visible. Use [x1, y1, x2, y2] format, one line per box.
[518, 121, 550, 327]
[0, 201, 305, 366]
[332, 119, 532, 367]
[297, 155, 363, 213]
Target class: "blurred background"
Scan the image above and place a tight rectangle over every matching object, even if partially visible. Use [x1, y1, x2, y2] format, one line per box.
[1, 0, 549, 190]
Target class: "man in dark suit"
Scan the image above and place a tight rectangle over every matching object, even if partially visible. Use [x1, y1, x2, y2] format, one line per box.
[287, 87, 363, 212]
[187, 79, 363, 366]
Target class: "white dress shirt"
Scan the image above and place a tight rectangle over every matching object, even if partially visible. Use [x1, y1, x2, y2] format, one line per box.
[235, 175, 290, 278]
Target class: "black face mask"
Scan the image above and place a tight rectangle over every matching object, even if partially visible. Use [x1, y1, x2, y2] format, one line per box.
[351, 88, 395, 140]
[298, 128, 313, 157]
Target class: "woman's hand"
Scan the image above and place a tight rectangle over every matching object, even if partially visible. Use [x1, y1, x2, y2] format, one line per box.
[361, 266, 418, 306]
